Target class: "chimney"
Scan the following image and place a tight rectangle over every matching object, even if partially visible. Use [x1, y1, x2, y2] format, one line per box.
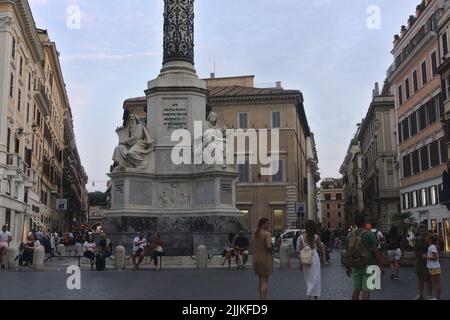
[373, 82, 380, 98]
[276, 81, 282, 89]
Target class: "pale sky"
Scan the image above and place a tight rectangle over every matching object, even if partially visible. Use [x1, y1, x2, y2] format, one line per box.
[28, 0, 419, 192]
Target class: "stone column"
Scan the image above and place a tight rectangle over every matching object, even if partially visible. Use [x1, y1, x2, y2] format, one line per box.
[33, 246, 45, 271]
[115, 246, 125, 270]
[196, 245, 207, 270]
[163, 0, 195, 65]
[7, 247, 18, 269]
[279, 244, 290, 269]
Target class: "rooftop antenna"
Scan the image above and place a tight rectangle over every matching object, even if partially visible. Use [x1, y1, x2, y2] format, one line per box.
[210, 60, 216, 78]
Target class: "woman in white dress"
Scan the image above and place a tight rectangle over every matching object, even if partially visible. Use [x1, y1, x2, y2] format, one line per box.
[297, 220, 326, 300]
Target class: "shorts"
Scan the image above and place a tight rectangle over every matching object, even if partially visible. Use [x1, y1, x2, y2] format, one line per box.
[0, 241, 8, 250]
[134, 248, 144, 256]
[387, 248, 401, 261]
[351, 267, 373, 293]
[428, 268, 441, 276]
[235, 250, 249, 256]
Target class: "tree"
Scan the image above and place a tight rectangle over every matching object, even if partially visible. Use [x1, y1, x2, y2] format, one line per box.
[391, 212, 417, 234]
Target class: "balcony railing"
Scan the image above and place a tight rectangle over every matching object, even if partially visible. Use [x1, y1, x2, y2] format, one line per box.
[34, 80, 51, 115]
[6, 153, 27, 173]
[387, 13, 437, 79]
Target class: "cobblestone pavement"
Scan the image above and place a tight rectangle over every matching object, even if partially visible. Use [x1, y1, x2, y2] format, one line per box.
[0, 251, 448, 300]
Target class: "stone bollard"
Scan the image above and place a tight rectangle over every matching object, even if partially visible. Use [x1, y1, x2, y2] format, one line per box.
[115, 246, 125, 270]
[279, 244, 290, 269]
[196, 245, 207, 270]
[74, 243, 84, 256]
[33, 246, 45, 272]
[7, 247, 19, 269]
[56, 244, 65, 260]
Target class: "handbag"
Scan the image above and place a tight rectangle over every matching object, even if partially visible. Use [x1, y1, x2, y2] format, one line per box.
[299, 236, 313, 265]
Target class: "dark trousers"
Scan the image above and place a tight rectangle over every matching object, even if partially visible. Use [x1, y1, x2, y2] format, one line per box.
[84, 251, 95, 265]
[20, 250, 33, 266]
[151, 251, 163, 267]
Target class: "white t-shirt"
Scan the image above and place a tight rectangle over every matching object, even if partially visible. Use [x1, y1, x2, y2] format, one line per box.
[427, 244, 441, 269]
[133, 237, 147, 252]
[84, 241, 96, 252]
[0, 231, 12, 242]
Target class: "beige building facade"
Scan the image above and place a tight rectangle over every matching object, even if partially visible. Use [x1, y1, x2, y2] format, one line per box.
[320, 178, 345, 232]
[0, 0, 87, 245]
[357, 83, 400, 232]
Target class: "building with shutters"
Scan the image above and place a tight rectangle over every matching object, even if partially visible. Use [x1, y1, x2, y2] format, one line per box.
[386, 0, 448, 242]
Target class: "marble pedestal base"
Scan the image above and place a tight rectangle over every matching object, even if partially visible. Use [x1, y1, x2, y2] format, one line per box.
[103, 214, 242, 256]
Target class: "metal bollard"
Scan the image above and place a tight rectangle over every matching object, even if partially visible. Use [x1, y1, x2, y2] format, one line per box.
[33, 246, 45, 272]
[196, 245, 207, 270]
[280, 244, 291, 269]
[115, 246, 125, 270]
[7, 247, 18, 269]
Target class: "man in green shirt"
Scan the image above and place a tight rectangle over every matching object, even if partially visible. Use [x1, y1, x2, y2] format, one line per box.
[346, 213, 384, 300]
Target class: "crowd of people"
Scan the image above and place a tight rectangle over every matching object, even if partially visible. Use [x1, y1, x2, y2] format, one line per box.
[250, 214, 445, 301]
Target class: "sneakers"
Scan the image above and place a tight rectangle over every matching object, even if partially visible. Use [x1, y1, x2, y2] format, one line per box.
[413, 295, 424, 300]
[394, 275, 400, 280]
[429, 298, 439, 300]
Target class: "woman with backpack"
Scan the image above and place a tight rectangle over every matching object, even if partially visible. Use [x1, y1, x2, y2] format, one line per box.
[386, 225, 403, 280]
[297, 220, 326, 300]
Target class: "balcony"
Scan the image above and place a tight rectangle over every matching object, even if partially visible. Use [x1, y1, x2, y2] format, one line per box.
[6, 153, 27, 174]
[34, 81, 51, 116]
[387, 13, 437, 79]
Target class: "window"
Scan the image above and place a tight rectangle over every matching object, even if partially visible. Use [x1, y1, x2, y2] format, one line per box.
[26, 103, 30, 122]
[28, 73, 31, 91]
[429, 186, 437, 205]
[398, 85, 403, 106]
[327, 212, 331, 218]
[325, 194, 331, 201]
[272, 111, 281, 128]
[403, 154, 412, 177]
[405, 78, 410, 99]
[398, 123, 403, 143]
[327, 223, 331, 229]
[17, 89, 21, 111]
[338, 222, 342, 228]
[412, 150, 420, 174]
[431, 52, 437, 77]
[430, 140, 439, 167]
[326, 203, 330, 210]
[338, 212, 342, 218]
[19, 57, 23, 76]
[7, 128, 11, 153]
[420, 145, 430, 171]
[443, 32, 449, 56]
[9, 73, 14, 97]
[413, 70, 418, 93]
[421, 61, 428, 85]
[238, 160, 250, 183]
[412, 191, 418, 208]
[420, 188, 428, 207]
[273, 209, 284, 232]
[11, 37, 15, 58]
[336, 193, 342, 200]
[402, 119, 410, 140]
[15, 138, 20, 154]
[272, 159, 284, 182]
[440, 138, 447, 164]
[410, 113, 417, 136]
[403, 193, 410, 210]
[239, 113, 248, 129]
[337, 203, 341, 209]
